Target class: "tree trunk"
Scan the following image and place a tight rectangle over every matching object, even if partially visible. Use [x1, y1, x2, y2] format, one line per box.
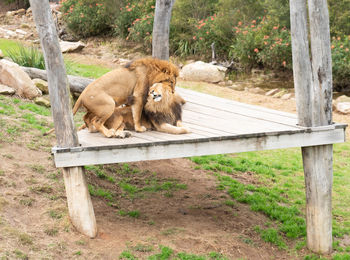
[30, 0, 97, 238]
[290, 0, 333, 254]
[152, 0, 176, 60]
[22, 66, 93, 93]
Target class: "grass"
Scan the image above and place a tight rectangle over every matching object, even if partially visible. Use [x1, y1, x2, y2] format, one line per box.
[190, 141, 350, 254]
[0, 39, 111, 79]
[88, 184, 114, 202]
[65, 58, 111, 79]
[118, 246, 229, 260]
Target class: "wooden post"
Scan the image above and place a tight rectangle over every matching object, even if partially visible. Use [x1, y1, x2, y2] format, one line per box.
[152, 0, 176, 60]
[290, 0, 333, 254]
[30, 0, 97, 238]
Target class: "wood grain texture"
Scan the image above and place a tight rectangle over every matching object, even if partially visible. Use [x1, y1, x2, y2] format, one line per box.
[53, 127, 346, 167]
[29, 0, 78, 148]
[290, 0, 334, 253]
[30, 0, 97, 238]
[63, 167, 97, 237]
[152, 0, 175, 60]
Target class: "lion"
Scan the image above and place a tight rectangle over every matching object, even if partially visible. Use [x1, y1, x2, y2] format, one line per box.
[80, 83, 190, 135]
[72, 57, 179, 138]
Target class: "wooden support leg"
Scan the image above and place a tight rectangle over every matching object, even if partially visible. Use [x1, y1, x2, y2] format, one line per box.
[302, 144, 333, 254]
[62, 166, 97, 238]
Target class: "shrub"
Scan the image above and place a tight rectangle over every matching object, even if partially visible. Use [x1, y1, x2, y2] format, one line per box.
[331, 35, 350, 91]
[126, 10, 154, 51]
[230, 16, 292, 71]
[60, 0, 113, 37]
[113, 0, 155, 38]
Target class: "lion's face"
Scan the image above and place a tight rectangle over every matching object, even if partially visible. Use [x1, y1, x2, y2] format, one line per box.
[148, 83, 173, 103]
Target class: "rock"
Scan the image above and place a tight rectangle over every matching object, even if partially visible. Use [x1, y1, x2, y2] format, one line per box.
[336, 102, 350, 114]
[218, 81, 226, 86]
[21, 23, 31, 29]
[335, 95, 350, 103]
[226, 80, 233, 86]
[0, 59, 42, 99]
[281, 93, 293, 100]
[26, 7, 32, 16]
[0, 28, 16, 38]
[273, 90, 287, 98]
[0, 50, 3, 59]
[249, 87, 265, 95]
[265, 88, 279, 96]
[32, 78, 49, 94]
[228, 83, 246, 91]
[59, 40, 85, 53]
[113, 58, 131, 66]
[179, 61, 227, 83]
[34, 96, 50, 108]
[0, 84, 15, 95]
[15, 29, 27, 35]
[15, 9, 26, 16]
[5, 11, 14, 17]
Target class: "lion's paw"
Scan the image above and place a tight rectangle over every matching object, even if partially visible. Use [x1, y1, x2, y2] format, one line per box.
[104, 129, 116, 138]
[115, 130, 133, 139]
[135, 125, 147, 132]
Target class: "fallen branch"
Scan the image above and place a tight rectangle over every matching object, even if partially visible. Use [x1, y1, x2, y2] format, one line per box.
[21, 66, 93, 93]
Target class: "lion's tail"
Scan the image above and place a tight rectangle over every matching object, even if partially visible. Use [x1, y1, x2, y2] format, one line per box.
[43, 95, 83, 136]
[72, 94, 83, 115]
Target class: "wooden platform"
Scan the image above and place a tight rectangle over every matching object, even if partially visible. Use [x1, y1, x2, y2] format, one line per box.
[53, 87, 347, 168]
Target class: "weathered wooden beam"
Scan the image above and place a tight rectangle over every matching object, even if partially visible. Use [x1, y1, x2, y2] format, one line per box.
[22, 66, 93, 93]
[152, 0, 176, 60]
[29, 0, 97, 238]
[290, 0, 333, 254]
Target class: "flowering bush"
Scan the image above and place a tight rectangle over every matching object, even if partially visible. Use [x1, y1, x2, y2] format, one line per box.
[60, 0, 112, 37]
[331, 35, 350, 90]
[126, 12, 154, 50]
[113, 0, 155, 38]
[230, 17, 292, 71]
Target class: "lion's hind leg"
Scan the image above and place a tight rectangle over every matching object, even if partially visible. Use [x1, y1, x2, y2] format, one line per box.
[88, 96, 116, 138]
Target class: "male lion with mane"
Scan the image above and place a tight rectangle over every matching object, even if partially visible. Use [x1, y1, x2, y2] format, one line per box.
[80, 83, 190, 135]
[72, 57, 179, 138]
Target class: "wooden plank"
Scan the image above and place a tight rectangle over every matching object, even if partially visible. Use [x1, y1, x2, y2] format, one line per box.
[53, 127, 345, 167]
[30, 0, 97, 238]
[183, 102, 299, 129]
[178, 88, 298, 125]
[181, 122, 233, 136]
[179, 87, 297, 119]
[183, 110, 300, 133]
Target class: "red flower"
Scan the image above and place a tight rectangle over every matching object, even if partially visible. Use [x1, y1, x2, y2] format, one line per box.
[254, 48, 259, 53]
[193, 36, 196, 40]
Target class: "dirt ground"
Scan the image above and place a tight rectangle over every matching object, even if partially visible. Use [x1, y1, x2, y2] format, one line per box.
[1, 8, 350, 260]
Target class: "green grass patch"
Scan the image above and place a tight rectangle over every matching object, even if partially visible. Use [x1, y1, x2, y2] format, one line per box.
[254, 226, 287, 249]
[88, 184, 114, 202]
[85, 165, 116, 183]
[65, 59, 111, 79]
[190, 142, 350, 252]
[119, 250, 137, 260]
[148, 246, 173, 260]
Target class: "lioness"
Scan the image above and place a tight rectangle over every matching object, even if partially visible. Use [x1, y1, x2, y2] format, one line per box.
[80, 83, 190, 135]
[72, 57, 179, 137]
